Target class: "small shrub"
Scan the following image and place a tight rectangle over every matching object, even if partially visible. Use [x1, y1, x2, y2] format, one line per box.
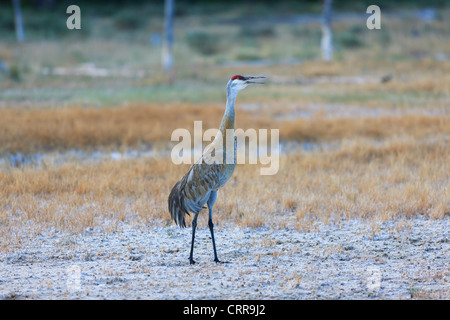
[233, 48, 263, 61]
[9, 63, 22, 82]
[114, 10, 146, 31]
[348, 24, 365, 35]
[186, 31, 221, 56]
[24, 10, 67, 38]
[238, 25, 276, 38]
[377, 28, 391, 46]
[336, 29, 365, 49]
[291, 27, 321, 39]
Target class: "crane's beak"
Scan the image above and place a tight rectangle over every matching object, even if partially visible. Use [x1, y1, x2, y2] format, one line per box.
[244, 76, 265, 84]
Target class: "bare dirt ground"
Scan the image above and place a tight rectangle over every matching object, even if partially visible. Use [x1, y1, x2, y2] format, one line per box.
[0, 215, 448, 300]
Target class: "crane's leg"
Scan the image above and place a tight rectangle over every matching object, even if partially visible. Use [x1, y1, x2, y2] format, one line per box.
[189, 213, 199, 265]
[207, 191, 221, 263]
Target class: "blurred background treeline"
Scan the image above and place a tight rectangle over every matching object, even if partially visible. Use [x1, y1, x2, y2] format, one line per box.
[0, 0, 448, 99]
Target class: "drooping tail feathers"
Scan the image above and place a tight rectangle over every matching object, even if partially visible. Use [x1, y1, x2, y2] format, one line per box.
[168, 180, 190, 228]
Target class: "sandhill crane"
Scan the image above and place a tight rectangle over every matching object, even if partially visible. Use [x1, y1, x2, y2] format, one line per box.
[168, 75, 265, 264]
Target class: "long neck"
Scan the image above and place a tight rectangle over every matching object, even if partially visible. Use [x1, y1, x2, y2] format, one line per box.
[219, 86, 237, 134]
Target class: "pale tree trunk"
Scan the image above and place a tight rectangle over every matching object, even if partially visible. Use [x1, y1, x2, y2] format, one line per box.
[321, 0, 333, 61]
[12, 0, 25, 43]
[162, 0, 174, 72]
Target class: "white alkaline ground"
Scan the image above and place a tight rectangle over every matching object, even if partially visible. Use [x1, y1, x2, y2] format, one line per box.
[0, 216, 448, 299]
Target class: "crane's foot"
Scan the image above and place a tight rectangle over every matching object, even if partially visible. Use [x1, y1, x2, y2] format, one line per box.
[189, 257, 196, 265]
[214, 258, 229, 264]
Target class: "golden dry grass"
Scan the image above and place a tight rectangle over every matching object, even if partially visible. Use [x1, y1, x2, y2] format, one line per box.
[1, 131, 448, 251]
[0, 103, 448, 154]
[0, 103, 271, 154]
[0, 99, 448, 250]
[280, 114, 449, 141]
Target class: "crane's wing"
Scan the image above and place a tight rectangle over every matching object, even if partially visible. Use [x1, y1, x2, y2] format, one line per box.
[168, 143, 225, 227]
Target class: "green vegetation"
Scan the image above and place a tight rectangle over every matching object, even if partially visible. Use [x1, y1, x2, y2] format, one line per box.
[0, 2, 448, 106]
[186, 31, 222, 56]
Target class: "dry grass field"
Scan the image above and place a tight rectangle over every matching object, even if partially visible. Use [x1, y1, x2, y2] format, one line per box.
[0, 103, 448, 252]
[0, 2, 448, 299]
[0, 123, 447, 245]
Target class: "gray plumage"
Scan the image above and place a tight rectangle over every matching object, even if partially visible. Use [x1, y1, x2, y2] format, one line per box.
[168, 75, 264, 264]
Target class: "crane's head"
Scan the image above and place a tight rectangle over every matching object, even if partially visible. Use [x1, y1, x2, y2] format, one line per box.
[227, 75, 265, 93]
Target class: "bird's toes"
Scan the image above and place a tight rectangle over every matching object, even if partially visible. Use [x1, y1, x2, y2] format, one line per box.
[214, 259, 230, 264]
